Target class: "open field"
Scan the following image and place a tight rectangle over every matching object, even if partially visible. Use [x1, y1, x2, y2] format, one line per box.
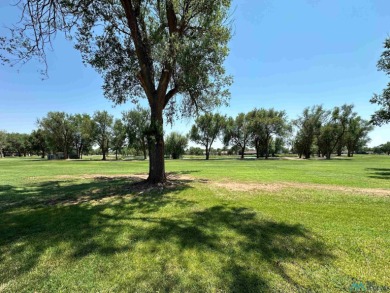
[1, 155, 389, 292]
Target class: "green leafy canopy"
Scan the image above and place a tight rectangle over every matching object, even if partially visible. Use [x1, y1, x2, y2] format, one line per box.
[0, 0, 233, 121]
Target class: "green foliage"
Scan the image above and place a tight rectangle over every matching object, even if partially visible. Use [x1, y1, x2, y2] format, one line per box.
[71, 114, 96, 159]
[371, 141, 390, 155]
[247, 108, 289, 159]
[38, 111, 76, 158]
[122, 107, 150, 160]
[111, 119, 127, 160]
[370, 38, 390, 125]
[187, 146, 203, 156]
[293, 105, 325, 159]
[4, 132, 31, 157]
[344, 117, 373, 157]
[165, 132, 188, 159]
[29, 129, 48, 158]
[93, 110, 114, 161]
[317, 104, 354, 159]
[0, 130, 7, 157]
[0, 0, 233, 182]
[189, 113, 226, 159]
[223, 113, 252, 159]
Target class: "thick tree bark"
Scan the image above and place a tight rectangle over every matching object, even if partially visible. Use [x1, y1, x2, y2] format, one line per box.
[147, 104, 166, 183]
[240, 146, 245, 159]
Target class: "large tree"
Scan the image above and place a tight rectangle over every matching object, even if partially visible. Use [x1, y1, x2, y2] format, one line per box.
[189, 113, 225, 160]
[1, 0, 232, 183]
[370, 38, 390, 125]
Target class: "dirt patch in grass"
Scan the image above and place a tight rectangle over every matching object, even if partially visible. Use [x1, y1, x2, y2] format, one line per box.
[50, 173, 390, 197]
[212, 181, 390, 197]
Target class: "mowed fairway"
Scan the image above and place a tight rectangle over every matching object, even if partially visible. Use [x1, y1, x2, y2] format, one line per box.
[0, 156, 389, 292]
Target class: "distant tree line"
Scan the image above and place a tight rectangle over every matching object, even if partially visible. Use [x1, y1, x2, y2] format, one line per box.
[0, 109, 151, 160]
[0, 104, 380, 160]
[292, 104, 373, 159]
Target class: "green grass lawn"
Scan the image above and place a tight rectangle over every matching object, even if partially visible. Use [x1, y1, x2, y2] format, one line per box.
[1, 155, 389, 292]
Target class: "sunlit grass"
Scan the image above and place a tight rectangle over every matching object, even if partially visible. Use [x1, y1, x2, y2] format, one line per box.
[0, 155, 389, 292]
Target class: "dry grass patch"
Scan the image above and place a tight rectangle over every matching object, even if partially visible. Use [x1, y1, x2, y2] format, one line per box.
[212, 180, 390, 197]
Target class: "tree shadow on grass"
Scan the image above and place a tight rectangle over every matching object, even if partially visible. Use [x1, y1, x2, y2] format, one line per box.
[366, 168, 390, 180]
[0, 177, 333, 291]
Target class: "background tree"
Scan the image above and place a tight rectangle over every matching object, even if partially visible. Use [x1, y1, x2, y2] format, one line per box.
[93, 111, 113, 161]
[269, 137, 285, 157]
[379, 142, 390, 155]
[248, 108, 289, 159]
[293, 106, 325, 159]
[122, 107, 150, 160]
[317, 104, 354, 159]
[165, 132, 188, 159]
[71, 114, 95, 159]
[223, 113, 251, 159]
[189, 113, 225, 160]
[5, 133, 31, 157]
[0, 0, 232, 183]
[344, 116, 373, 157]
[187, 147, 203, 156]
[38, 112, 75, 159]
[111, 119, 127, 160]
[29, 129, 48, 158]
[0, 130, 7, 158]
[370, 38, 390, 125]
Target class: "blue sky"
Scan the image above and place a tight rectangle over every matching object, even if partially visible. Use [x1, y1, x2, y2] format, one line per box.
[0, 0, 389, 147]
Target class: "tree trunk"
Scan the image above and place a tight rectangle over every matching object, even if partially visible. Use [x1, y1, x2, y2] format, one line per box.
[102, 148, 106, 160]
[147, 105, 166, 183]
[115, 149, 118, 160]
[347, 149, 351, 157]
[304, 151, 310, 159]
[143, 142, 147, 160]
[265, 135, 270, 159]
[240, 145, 245, 159]
[205, 147, 210, 160]
[326, 152, 331, 160]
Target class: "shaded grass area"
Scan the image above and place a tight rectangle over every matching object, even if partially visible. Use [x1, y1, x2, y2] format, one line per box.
[1, 156, 390, 292]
